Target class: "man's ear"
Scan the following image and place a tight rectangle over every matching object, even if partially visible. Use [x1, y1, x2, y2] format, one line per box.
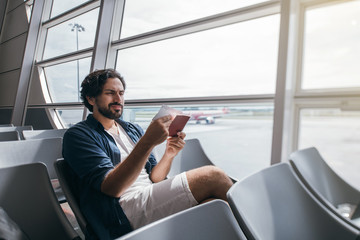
[87, 96, 95, 106]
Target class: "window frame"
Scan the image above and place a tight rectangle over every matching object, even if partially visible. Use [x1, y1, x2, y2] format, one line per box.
[291, 0, 360, 152]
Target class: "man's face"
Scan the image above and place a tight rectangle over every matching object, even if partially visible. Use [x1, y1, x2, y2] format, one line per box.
[91, 77, 125, 120]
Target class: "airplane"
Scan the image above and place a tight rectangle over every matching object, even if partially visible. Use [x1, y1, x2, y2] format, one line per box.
[183, 108, 230, 124]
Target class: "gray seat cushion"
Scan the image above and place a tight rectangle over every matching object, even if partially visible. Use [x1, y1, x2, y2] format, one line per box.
[0, 207, 29, 240]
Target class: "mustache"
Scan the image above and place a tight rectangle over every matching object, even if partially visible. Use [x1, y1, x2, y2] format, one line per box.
[109, 102, 124, 107]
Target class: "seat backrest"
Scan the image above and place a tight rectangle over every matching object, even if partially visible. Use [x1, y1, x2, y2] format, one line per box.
[153, 138, 214, 177]
[0, 162, 80, 240]
[116, 199, 246, 240]
[23, 128, 67, 140]
[0, 131, 20, 141]
[153, 138, 237, 181]
[55, 158, 97, 239]
[0, 137, 62, 179]
[0, 126, 33, 139]
[227, 163, 360, 240]
[0, 207, 29, 240]
[289, 147, 360, 206]
[289, 147, 360, 230]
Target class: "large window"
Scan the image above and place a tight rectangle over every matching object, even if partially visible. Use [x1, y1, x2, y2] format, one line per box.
[43, 58, 92, 103]
[296, 0, 360, 189]
[122, 103, 274, 180]
[43, 9, 99, 60]
[37, 1, 100, 107]
[25, 0, 359, 185]
[116, 14, 279, 100]
[302, 0, 360, 90]
[114, 3, 279, 178]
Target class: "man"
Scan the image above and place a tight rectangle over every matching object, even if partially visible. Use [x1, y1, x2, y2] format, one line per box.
[63, 69, 233, 240]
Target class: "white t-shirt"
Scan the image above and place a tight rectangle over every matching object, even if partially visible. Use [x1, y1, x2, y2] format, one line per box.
[107, 123, 197, 229]
[105, 124, 153, 195]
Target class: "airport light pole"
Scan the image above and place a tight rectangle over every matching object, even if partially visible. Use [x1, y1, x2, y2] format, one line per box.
[69, 23, 85, 102]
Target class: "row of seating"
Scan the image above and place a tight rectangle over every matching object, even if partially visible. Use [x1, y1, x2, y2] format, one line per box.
[0, 125, 33, 140]
[227, 162, 359, 240]
[57, 140, 360, 240]
[0, 126, 67, 141]
[0, 162, 80, 240]
[116, 146, 360, 240]
[0, 134, 359, 239]
[0, 132, 81, 240]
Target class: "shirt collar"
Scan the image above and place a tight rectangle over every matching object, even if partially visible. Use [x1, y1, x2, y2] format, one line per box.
[86, 114, 130, 132]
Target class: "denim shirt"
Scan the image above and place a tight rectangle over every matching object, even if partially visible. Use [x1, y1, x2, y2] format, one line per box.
[62, 114, 157, 240]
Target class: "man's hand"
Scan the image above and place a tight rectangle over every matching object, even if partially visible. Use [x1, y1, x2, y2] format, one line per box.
[142, 115, 172, 146]
[165, 132, 186, 159]
[149, 131, 186, 183]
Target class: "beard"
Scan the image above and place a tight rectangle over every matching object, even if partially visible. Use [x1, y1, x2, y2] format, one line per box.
[97, 101, 123, 120]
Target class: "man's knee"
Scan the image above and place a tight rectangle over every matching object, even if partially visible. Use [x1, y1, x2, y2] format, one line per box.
[198, 165, 229, 181]
[186, 165, 232, 190]
[186, 165, 232, 203]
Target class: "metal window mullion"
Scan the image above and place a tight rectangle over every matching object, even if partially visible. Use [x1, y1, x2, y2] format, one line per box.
[271, 0, 300, 165]
[125, 94, 274, 106]
[27, 94, 274, 109]
[36, 48, 93, 67]
[34, 0, 53, 62]
[105, 0, 125, 68]
[90, 0, 118, 71]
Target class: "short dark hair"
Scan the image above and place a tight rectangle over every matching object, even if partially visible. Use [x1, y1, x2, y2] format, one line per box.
[80, 69, 126, 112]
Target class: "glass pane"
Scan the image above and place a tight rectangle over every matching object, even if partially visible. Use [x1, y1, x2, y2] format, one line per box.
[302, 1, 360, 89]
[121, 0, 270, 38]
[44, 57, 91, 102]
[50, 0, 90, 18]
[43, 8, 99, 59]
[299, 108, 360, 189]
[121, 104, 274, 180]
[56, 108, 84, 127]
[116, 15, 279, 100]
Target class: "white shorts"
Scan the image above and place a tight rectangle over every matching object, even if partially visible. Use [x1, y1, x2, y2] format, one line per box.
[119, 172, 198, 229]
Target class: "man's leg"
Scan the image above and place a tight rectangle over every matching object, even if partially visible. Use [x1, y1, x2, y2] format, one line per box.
[186, 166, 233, 203]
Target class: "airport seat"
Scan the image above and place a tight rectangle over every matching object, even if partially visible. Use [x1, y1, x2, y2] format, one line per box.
[116, 199, 246, 240]
[0, 137, 66, 203]
[55, 158, 98, 239]
[227, 163, 360, 240]
[0, 207, 29, 240]
[0, 123, 14, 127]
[153, 138, 238, 182]
[22, 128, 67, 140]
[0, 162, 81, 240]
[0, 131, 20, 141]
[0, 125, 33, 139]
[289, 147, 360, 229]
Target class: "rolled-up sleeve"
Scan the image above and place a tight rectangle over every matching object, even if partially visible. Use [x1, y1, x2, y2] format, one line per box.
[63, 127, 114, 192]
